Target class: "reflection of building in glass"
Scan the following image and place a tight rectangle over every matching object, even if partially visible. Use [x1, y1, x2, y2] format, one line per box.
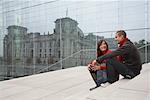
[3, 17, 117, 69]
[3, 25, 27, 65]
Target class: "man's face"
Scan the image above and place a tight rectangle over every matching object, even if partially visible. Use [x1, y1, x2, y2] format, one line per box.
[115, 33, 124, 44]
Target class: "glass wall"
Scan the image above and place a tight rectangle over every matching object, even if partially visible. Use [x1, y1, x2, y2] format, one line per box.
[0, 0, 150, 81]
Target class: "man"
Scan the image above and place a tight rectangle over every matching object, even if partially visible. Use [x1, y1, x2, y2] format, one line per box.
[93, 30, 142, 83]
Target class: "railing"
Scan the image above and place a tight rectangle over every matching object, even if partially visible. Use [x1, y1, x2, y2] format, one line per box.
[138, 44, 150, 64]
[35, 49, 96, 74]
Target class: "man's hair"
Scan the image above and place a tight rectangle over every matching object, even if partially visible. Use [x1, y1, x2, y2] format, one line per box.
[116, 30, 127, 38]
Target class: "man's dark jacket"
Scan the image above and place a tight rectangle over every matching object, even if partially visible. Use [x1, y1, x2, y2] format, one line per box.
[96, 39, 142, 75]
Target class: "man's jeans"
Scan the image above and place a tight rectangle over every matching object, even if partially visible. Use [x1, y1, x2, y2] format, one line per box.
[106, 58, 136, 83]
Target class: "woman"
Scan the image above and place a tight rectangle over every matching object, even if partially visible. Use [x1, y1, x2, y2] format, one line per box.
[88, 40, 112, 90]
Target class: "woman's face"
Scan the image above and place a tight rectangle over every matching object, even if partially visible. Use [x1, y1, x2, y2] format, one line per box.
[99, 41, 107, 51]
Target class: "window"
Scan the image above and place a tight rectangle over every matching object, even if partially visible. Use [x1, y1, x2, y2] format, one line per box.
[49, 49, 51, 53]
[58, 51, 60, 58]
[31, 50, 33, 58]
[40, 42, 42, 48]
[40, 49, 42, 52]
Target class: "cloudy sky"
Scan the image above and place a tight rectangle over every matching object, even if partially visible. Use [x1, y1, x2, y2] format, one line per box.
[0, 0, 150, 56]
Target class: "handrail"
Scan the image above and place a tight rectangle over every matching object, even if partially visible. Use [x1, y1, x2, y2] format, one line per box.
[137, 43, 150, 50]
[36, 49, 96, 74]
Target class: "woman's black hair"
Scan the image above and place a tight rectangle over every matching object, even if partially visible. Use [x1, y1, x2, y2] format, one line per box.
[97, 40, 109, 57]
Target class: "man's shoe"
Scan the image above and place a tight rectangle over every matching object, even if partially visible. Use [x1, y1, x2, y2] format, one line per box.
[124, 74, 134, 79]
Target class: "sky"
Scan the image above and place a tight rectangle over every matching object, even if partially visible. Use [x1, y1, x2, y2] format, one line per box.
[0, 0, 150, 56]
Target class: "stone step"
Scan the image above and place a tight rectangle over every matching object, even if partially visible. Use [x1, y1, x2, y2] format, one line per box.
[0, 64, 149, 100]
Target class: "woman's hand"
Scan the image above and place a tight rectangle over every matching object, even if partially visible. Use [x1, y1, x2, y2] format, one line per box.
[87, 64, 91, 70]
[88, 60, 101, 71]
[91, 60, 97, 66]
[87, 64, 93, 70]
[92, 66, 101, 71]
[88, 64, 100, 71]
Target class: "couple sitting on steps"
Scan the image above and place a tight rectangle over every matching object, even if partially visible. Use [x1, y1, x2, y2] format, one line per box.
[88, 30, 142, 90]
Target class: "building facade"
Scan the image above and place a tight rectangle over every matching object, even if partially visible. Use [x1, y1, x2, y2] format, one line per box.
[3, 17, 116, 72]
